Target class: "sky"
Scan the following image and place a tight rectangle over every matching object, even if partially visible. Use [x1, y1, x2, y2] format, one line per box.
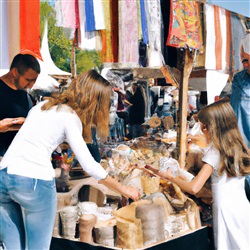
[208, 0, 250, 17]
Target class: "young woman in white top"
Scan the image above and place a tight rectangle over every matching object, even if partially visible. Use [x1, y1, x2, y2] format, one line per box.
[147, 99, 250, 250]
[0, 70, 141, 250]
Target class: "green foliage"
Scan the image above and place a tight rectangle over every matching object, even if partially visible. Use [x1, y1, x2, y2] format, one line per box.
[76, 48, 103, 74]
[40, 1, 103, 75]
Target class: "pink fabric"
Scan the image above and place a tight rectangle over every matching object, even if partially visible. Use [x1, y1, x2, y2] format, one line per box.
[61, 0, 76, 29]
[119, 0, 139, 65]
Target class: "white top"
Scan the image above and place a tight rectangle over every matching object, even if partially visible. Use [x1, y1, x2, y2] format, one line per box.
[0, 101, 108, 181]
[202, 144, 250, 250]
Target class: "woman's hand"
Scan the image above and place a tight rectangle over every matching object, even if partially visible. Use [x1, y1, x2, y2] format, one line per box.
[98, 175, 141, 202]
[121, 185, 141, 202]
[145, 165, 173, 181]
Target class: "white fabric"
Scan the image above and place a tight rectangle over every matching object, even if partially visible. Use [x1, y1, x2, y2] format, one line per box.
[202, 144, 250, 250]
[241, 33, 250, 55]
[0, 101, 107, 181]
[145, 0, 164, 67]
[206, 70, 229, 105]
[93, 0, 105, 30]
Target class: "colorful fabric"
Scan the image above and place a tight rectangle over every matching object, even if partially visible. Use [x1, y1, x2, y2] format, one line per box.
[0, 0, 9, 69]
[205, 4, 231, 72]
[100, 1, 114, 62]
[78, 0, 98, 50]
[167, 1, 203, 49]
[20, 0, 42, 60]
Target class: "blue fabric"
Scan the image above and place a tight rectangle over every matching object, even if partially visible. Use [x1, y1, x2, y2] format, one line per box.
[230, 69, 250, 148]
[0, 168, 57, 249]
[140, 0, 148, 44]
[84, 0, 96, 32]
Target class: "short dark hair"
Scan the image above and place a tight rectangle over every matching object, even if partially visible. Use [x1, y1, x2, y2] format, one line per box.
[10, 53, 41, 75]
[242, 58, 248, 63]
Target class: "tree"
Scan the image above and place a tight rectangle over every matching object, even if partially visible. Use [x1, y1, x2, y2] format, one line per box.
[40, 1, 103, 74]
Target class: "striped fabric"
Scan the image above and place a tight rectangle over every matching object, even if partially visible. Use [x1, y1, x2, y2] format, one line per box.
[205, 4, 231, 72]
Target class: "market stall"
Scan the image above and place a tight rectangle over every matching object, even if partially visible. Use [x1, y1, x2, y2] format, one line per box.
[1, 1, 249, 250]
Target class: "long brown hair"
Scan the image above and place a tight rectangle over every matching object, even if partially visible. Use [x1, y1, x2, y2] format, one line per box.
[198, 99, 250, 176]
[42, 70, 112, 142]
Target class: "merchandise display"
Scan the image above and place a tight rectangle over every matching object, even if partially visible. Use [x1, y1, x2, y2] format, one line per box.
[52, 132, 207, 249]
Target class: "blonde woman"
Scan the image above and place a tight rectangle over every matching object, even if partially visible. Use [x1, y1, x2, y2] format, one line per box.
[148, 99, 250, 249]
[0, 70, 141, 250]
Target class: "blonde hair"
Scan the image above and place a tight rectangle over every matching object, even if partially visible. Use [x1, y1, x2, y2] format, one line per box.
[42, 70, 112, 143]
[198, 99, 250, 176]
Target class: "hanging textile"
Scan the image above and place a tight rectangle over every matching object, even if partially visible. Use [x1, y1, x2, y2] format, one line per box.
[205, 4, 231, 72]
[61, 0, 76, 29]
[145, 0, 164, 67]
[137, 0, 142, 42]
[230, 15, 246, 71]
[8, 0, 20, 62]
[166, 1, 203, 50]
[140, 0, 148, 44]
[0, 0, 9, 69]
[55, 0, 64, 27]
[118, 0, 139, 66]
[100, 1, 114, 62]
[84, 0, 95, 32]
[110, 0, 119, 62]
[20, 0, 42, 59]
[78, 0, 102, 51]
[84, 0, 105, 32]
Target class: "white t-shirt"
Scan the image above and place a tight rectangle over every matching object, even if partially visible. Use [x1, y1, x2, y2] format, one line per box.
[0, 101, 107, 181]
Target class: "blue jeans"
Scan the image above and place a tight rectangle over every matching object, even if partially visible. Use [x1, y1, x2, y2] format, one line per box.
[0, 168, 57, 250]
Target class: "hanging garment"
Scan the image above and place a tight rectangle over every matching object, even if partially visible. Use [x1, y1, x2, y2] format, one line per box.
[230, 15, 246, 71]
[145, 0, 164, 67]
[167, 1, 203, 50]
[78, 0, 102, 51]
[0, 0, 9, 69]
[205, 4, 232, 72]
[8, 0, 20, 61]
[100, 1, 114, 62]
[20, 0, 42, 60]
[140, 0, 148, 44]
[110, 0, 119, 62]
[118, 0, 139, 67]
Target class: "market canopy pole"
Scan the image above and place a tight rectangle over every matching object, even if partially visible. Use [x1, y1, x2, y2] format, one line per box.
[178, 49, 194, 168]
